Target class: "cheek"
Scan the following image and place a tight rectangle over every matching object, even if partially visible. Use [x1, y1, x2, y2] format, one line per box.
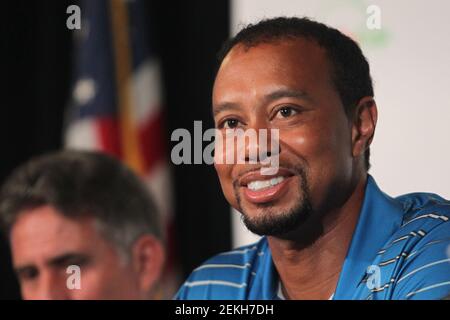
[280, 126, 324, 165]
[214, 162, 237, 206]
[72, 246, 136, 299]
[281, 121, 351, 178]
[75, 266, 112, 298]
[75, 263, 134, 299]
[20, 284, 38, 300]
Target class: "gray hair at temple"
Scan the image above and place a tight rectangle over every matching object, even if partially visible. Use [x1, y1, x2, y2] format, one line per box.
[0, 150, 162, 258]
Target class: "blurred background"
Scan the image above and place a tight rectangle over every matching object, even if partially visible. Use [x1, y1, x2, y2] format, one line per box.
[1, 0, 449, 299]
[1, 0, 231, 299]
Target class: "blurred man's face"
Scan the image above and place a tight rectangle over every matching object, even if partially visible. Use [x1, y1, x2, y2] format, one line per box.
[10, 205, 143, 299]
[213, 39, 357, 238]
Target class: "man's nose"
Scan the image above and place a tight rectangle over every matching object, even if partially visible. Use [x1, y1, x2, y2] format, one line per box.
[240, 122, 280, 164]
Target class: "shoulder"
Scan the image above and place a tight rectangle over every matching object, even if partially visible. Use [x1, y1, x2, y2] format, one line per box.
[393, 192, 450, 242]
[174, 238, 268, 300]
[396, 192, 450, 220]
[377, 192, 450, 299]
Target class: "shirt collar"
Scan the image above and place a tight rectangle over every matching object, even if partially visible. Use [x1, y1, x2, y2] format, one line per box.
[333, 174, 405, 299]
[262, 175, 404, 300]
[276, 280, 335, 300]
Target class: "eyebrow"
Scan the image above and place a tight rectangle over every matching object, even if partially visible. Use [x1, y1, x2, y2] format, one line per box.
[15, 253, 89, 271]
[212, 102, 240, 117]
[212, 88, 312, 117]
[47, 253, 90, 268]
[265, 89, 311, 103]
[15, 264, 37, 277]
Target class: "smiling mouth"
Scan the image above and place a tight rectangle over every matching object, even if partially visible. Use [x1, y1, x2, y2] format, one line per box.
[247, 176, 286, 191]
[237, 169, 296, 204]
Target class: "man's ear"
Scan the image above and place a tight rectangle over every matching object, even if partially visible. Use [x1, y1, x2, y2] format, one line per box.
[351, 97, 378, 161]
[131, 234, 165, 298]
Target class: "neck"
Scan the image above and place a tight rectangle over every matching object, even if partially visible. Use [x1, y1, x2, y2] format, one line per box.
[268, 174, 367, 300]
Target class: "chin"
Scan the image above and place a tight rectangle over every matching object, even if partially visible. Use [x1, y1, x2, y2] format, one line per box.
[239, 191, 314, 235]
[241, 209, 298, 237]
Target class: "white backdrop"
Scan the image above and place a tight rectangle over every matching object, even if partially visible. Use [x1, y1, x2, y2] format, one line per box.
[230, 0, 450, 247]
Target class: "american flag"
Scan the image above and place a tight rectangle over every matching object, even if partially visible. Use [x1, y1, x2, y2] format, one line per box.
[65, 0, 178, 297]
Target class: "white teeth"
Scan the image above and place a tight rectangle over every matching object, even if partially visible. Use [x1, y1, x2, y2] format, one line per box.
[248, 176, 285, 191]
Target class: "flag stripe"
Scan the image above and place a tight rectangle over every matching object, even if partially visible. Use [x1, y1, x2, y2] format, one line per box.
[110, 0, 144, 174]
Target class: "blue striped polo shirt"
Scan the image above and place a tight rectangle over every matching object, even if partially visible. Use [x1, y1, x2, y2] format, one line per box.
[175, 175, 450, 300]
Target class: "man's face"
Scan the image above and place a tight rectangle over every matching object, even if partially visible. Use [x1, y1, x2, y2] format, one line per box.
[213, 39, 357, 238]
[10, 205, 142, 299]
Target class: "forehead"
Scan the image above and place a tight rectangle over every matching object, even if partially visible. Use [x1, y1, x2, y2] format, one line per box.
[213, 38, 334, 105]
[10, 206, 102, 264]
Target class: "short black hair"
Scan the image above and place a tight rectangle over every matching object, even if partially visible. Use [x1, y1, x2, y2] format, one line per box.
[217, 17, 374, 170]
[0, 150, 162, 252]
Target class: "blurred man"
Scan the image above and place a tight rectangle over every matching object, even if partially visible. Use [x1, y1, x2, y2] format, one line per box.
[176, 17, 450, 300]
[0, 151, 165, 300]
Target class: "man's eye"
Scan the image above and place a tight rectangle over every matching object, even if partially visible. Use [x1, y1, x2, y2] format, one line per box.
[276, 106, 298, 118]
[18, 268, 39, 282]
[222, 119, 240, 129]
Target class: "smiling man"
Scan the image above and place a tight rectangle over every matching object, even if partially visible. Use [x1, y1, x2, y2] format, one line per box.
[175, 17, 450, 300]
